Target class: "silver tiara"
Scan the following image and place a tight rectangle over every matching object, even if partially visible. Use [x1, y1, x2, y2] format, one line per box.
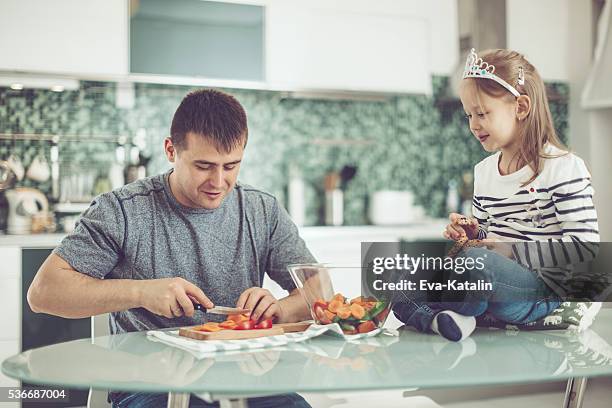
[462, 48, 525, 97]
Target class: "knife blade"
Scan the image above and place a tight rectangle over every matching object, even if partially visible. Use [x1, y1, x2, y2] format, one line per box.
[192, 301, 250, 315]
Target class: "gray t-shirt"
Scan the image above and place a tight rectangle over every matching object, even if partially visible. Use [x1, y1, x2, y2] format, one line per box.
[53, 170, 316, 334]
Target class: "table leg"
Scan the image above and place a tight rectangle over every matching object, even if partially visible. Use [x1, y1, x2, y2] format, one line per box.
[219, 398, 248, 408]
[563, 377, 588, 408]
[167, 392, 190, 408]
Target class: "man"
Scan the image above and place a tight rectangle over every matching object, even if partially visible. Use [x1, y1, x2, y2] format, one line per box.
[27, 89, 315, 407]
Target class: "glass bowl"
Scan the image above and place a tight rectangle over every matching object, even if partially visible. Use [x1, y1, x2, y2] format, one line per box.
[288, 264, 394, 334]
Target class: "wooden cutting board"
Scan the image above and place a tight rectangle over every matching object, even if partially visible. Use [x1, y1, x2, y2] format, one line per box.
[178, 321, 312, 341]
[274, 321, 312, 333]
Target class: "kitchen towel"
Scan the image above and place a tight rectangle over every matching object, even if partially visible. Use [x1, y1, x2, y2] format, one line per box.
[147, 323, 397, 359]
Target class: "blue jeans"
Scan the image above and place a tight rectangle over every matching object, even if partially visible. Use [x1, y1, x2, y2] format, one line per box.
[112, 392, 310, 408]
[393, 247, 561, 333]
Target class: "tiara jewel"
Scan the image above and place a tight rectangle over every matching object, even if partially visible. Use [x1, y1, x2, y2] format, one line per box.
[518, 66, 525, 86]
[462, 48, 522, 97]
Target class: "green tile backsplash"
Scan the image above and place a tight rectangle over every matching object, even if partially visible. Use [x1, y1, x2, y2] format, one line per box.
[0, 77, 568, 225]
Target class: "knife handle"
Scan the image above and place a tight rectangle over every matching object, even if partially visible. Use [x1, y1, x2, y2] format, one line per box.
[191, 301, 205, 311]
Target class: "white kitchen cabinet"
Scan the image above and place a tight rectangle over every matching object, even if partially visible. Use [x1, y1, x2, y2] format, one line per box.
[0, 247, 20, 341]
[266, 1, 430, 93]
[506, 0, 570, 81]
[130, 0, 264, 81]
[0, 0, 128, 76]
[0, 247, 20, 390]
[0, 277, 19, 341]
[265, 0, 458, 93]
[0, 247, 20, 278]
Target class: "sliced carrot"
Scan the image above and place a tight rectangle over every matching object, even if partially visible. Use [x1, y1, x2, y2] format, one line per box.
[363, 302, 376, 311]
[195, 322, 223, 332]
[350, 303, 366, 319]
[328, 300, 343, 313]
[324, 309, 336, 321]
[228, 313, 249, 323]
[219, 321, 238, 329]
[350, 296, 363, 304]
[200, 326, 223, 332]
[332, 293, 346, 303]
[336, 305, 351, 319]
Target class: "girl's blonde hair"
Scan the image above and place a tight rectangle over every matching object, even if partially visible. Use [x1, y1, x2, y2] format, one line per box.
[463, 49, 567, 185]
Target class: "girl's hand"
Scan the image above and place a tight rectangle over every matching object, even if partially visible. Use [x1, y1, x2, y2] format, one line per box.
[444, 213, 479, 240]
[481, 238, 513, 259]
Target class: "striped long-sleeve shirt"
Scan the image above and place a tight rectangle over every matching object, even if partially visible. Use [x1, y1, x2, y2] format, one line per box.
[471, 144, 600, 294]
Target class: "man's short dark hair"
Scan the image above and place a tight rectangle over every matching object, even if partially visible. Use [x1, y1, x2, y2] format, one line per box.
[170, 89, 248, 153]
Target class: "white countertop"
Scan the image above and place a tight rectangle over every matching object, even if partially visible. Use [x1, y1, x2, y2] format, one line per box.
[0, 219, 448, 248]
[299, 220, 447, 239]
[0, 233, 67, 248]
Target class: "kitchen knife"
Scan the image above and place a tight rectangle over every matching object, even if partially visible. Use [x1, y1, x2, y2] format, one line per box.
[191, 301, 250, 315]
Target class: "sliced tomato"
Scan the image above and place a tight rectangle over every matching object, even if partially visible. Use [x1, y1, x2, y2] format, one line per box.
[234, 319, 257, 330]
[374, 307, 390, 324]
[254, 319, 273, 329]
[314, 304, 331, 324]
[357, 321, 377, 334]
[313, 300, 328, 311]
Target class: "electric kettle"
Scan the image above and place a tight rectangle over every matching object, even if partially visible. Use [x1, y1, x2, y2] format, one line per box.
[4, 188, 49, 234]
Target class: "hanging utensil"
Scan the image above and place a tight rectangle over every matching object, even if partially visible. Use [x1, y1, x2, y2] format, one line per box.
[50, 138, 60, 201]
[0, 161, 16, 190]
[339, 165, 358, 189]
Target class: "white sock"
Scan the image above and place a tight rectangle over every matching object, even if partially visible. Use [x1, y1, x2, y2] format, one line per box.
[431, 310, 476, 342]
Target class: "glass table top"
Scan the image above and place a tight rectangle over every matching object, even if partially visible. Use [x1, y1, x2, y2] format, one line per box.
[3, 309, 612, 395]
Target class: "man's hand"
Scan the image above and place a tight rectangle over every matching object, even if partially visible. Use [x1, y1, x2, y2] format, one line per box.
[236, 287, 282, 323]
[138, 277, 213, 318]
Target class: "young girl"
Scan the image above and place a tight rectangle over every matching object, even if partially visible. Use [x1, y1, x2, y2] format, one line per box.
[393, 48, 599, 341]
